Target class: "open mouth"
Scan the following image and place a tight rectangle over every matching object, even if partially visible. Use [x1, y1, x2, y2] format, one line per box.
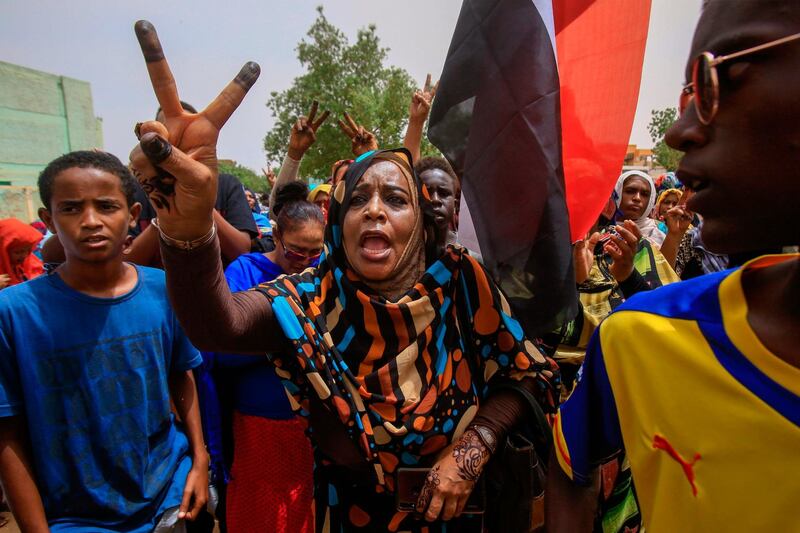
[360, 231, 391, 261]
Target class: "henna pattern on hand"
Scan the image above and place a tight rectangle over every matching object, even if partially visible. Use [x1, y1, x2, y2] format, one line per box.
[132, 167, 176, 213]
[417, 465, 441, 511]
[451, 430, 489, 482]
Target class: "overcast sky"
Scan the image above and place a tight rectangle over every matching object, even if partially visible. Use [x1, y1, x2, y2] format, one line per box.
[2, 0, 702, 172]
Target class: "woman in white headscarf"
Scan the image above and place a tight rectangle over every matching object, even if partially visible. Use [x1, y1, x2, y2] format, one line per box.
[613, 170, 665, 247]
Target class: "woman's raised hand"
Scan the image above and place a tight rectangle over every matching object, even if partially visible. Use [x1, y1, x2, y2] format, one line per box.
[287, 100, 330, 160]
[604, 220, 642, 282]
[128, 20, 260, 240]
[262, 166, 277, 188]
[573, 232, 602, 284]
[337, 112, 379, 156]
[408, 73, 438, 123]
[664, 205, 693, 237]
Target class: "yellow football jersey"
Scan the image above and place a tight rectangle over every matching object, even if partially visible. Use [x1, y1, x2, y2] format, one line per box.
[554, 255, 800, 532]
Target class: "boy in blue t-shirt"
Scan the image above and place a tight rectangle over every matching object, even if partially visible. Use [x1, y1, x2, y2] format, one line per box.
[0, 151, 208, 531]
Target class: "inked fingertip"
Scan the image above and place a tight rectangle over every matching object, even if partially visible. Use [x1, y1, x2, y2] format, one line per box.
[140, 132, 172, 164]
[134, 20, 165, 62]
[234, 62, 261, 89]
[134, 20, 154, 36]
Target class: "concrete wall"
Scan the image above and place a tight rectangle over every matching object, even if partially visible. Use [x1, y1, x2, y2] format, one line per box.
[0, 61, 103, 219]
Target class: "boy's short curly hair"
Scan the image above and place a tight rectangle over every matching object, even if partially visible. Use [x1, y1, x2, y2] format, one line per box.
[38, 151, 138, 210]
[414, 156, 460, 192]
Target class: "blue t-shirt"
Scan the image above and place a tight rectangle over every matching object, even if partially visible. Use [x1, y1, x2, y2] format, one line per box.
[252, 212, 271, 236]
[207, 252, 293, 418]
[0, 266, 202, 532]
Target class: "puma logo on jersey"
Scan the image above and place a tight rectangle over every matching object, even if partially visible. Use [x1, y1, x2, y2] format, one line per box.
[652, 434, 701, 496]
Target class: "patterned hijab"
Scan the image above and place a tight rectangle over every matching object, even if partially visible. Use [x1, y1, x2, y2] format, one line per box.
[255, 149, 560, 489]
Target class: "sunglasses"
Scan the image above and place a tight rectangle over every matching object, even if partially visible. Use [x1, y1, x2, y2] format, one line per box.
[280, 240, 322, 264]
[679, 32, 800, 125]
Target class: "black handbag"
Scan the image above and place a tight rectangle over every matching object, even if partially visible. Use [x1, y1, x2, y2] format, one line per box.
[455, 298, 553, 533]
[482, 389, 550, 533]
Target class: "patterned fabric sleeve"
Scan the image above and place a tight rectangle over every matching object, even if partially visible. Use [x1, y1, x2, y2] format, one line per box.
[457, 253, 561, 413]
[674, 230, 695, 277]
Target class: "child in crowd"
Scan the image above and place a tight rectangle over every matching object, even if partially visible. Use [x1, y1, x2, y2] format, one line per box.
[0, 151, 208, 531]
[0, 218, 45, 289]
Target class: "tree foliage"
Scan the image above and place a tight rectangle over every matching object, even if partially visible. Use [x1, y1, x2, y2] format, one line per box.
[264, 6, 437, 180]
[647, 107, 683, 171]
[218, 161, 268, 193]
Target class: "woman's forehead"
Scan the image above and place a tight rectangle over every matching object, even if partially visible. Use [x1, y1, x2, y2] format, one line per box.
[623, 176, 650, 190]
[358, 161, 411, 191]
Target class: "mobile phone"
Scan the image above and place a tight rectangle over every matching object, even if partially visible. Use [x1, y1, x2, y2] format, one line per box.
[396, 467, 486, 514]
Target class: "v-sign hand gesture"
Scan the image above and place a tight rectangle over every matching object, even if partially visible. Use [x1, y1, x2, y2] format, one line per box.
[288, 100, 331, 160]
[409, 73, 439, 123]
[337, 112, 379, 156]
[262, 165, 277, 187]
[128, 20, 260, 241]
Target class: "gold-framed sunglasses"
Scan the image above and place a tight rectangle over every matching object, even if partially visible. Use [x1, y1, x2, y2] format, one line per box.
[679, 32, 800, 125]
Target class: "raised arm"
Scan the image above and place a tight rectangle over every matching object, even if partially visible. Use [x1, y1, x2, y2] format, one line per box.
[269, 101, 330, 213]
[338, 112, 379, 157]
[403, 74, 438, 164]
[128, 20, 284, 354]
[659, 205, 692, 267]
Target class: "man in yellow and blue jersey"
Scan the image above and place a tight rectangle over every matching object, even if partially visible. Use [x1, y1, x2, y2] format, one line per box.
[547, 1, 800, 531]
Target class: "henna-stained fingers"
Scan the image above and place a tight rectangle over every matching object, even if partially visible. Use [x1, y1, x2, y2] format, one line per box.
[441, 495, 459, 522]
[137, 133, 176, 212]
[203, 62, 261, 129]
[420, 466, 444, 521]
[134, 20, 183, 118]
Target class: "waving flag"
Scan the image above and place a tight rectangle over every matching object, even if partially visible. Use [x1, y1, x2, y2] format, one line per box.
[428, 0, 650, 335]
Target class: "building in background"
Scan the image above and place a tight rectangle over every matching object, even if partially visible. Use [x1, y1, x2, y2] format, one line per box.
[0, 61, 103, 221]
[623, 144, 654, 170]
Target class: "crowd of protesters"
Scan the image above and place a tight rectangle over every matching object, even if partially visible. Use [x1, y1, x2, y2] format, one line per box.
[0, 1, 798, 531]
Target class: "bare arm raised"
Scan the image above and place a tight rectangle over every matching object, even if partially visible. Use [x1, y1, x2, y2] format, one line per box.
[128, 20, 283, 354]
[403, 74, 438, 164]
[269, 100, 330, 213]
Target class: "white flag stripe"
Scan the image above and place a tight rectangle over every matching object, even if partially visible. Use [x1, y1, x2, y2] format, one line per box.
[531, 0, 558, 65]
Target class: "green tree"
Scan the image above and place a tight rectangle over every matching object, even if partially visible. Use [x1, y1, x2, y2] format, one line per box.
[218, 160, 268, 193]
[264, 6, 438, 179]
[647, 107, 683, 171]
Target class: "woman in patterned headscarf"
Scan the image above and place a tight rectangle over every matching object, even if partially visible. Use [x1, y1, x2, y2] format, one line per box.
[158, 148, 560, 532]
